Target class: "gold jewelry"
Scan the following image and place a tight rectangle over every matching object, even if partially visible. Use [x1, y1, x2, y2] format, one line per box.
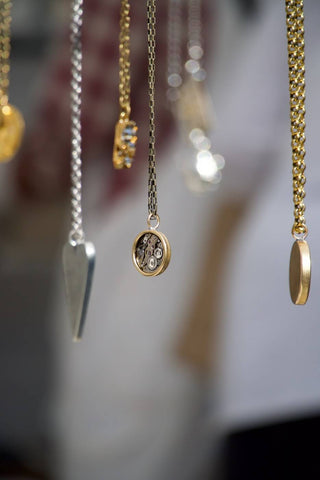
[113, 0, 137, 169]
[132, 0, 171, 276]
[0, 0, 24, 163]
[285, 0, 310, 305]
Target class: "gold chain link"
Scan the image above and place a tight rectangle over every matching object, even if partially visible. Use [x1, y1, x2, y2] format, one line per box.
[0, 0, 11, 106]
[147, 0, 157, 216]
[119, 0, 131, 118]
[285, 0, 307, 238]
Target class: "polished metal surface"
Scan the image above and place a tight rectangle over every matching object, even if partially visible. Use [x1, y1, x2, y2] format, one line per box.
[289, 240, 310, 305]
[63, 241, 96, 341]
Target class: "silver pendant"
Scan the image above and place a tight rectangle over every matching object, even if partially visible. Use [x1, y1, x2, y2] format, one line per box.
[63, 241, 96, 341]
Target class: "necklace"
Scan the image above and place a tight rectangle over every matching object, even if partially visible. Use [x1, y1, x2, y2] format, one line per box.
[286, 0, 311, 305]
[132, 0, 171, 276]
[63, 0, 96, 340]
[113, 0, 138, 169]
[167, 0, 225, 193]
[0, 0, 24, 162]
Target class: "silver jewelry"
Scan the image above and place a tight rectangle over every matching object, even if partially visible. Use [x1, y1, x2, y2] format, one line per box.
[63, 0, 96, 341]
[167, 0, 225, 194]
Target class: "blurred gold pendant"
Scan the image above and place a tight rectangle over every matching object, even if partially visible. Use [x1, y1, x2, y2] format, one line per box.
[0, 104, 25, 162]
[113, 118, 137, 169]
[132, 227, 171, 277]
[289, 240, 311, 305]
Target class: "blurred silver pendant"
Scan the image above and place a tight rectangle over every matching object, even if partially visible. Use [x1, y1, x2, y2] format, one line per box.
[63, 242, 95, 341]
[63, 0, 96, 340]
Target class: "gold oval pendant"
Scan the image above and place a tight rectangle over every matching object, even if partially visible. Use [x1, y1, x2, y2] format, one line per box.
[0, 104, 25, 163]
[113, 118, 138, 169]
[132, 229, 171, 276]
[289, 240, 311, 305]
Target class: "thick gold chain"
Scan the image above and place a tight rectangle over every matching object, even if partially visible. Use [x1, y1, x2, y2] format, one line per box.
[147, 0, 157, 216]
[285, 0, 307, 238]
[119, 0, 131, 118]
[0, 0, 11, 106]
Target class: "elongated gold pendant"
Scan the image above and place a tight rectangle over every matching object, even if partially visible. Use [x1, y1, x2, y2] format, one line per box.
[132, 222, 171, 276]
[113, 117, 138, 169]
[289, 240, 311, 305]
[0, 104, 24, 162]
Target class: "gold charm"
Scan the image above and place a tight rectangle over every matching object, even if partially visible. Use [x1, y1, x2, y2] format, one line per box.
[113, 117, 137, 169]
[285, 1, 310, 304]
[132, 215, 171, 277]
[0, 104, 24, 162]
[289, 240, 311, 305]
[0, 0, 24, 162]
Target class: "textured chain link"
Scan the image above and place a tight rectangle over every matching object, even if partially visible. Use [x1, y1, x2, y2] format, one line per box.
[147, 0, 158, 217]
[69, 0, 85, 244]
[0, 0, 11, 105]
[188, 0, 202, 51]
[285, 0, 307, 238]
[167, 0, 182, 87]
[119, 0, 131, 119]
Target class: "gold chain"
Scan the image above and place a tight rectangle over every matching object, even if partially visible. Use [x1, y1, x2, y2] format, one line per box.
[147, 0, 157, 216]
[0, 0, 11, 106]
[119, 0, 131, 119]
[285, 0, 307, 238]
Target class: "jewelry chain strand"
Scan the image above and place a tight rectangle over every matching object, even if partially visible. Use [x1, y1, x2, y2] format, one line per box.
[119, 0, 131, 118]
[188, 0, 202, 51]
[285, 0, 307, 238]
[0, 0, 11, 104]
[70, 0, 84, 244]
[167, 0, 182, 82]
[147, 0, 158, 217]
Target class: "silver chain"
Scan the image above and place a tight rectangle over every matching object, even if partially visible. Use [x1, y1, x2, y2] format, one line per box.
[188, 0, 202, 53]
[147, 0, 158, 217]
[167, 0, 182, 96]
[69, 0, 84, 244]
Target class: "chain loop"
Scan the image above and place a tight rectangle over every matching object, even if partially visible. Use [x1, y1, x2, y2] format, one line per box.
[285, 0, 308, 238]
[147, 0, 158, 218]
[0, 0, 11, 105]
[69, 0, 85, 244]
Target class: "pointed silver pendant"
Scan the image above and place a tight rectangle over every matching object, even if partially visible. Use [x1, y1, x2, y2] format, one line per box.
[63, 241, 96, 341]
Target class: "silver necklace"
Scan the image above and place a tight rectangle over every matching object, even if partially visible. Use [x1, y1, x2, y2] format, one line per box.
[167, 0, 225, 194]
[63, 0, 96, 341]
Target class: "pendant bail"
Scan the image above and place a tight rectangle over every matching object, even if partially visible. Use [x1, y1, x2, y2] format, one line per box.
[147, 213, 160, 230]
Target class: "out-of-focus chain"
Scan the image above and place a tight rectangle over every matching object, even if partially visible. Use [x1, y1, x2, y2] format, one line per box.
[167, 0, 182, 100]
[0, 0, 11, 106]
[147, 0, 157, 217]
[69, 0, 84, 244]
[119, 0, 131, 119]
[285, 0, 307, 238]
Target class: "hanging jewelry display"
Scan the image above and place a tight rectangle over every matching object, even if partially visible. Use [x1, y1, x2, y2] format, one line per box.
[132, 0, 171, 277]
[63, 0, 96, 340]
[167, 0, 224, 194]
[0, 0, 24, 162]
[286, 0, 310, 305]
[113, 0, 137, 169]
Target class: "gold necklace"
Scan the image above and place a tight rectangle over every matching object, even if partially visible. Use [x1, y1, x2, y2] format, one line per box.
[132, 0, 171, 276]
[0, 0, 24, 162]
[113, 0, 138, 169]
[286, 0, 311, 305]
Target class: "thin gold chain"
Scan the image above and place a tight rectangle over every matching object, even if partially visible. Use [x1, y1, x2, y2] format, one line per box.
[119, 0, 131, 119]
[0, 0, 11, 106]
[285, 0, 307, 238]
[147, 0, 157, 217]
